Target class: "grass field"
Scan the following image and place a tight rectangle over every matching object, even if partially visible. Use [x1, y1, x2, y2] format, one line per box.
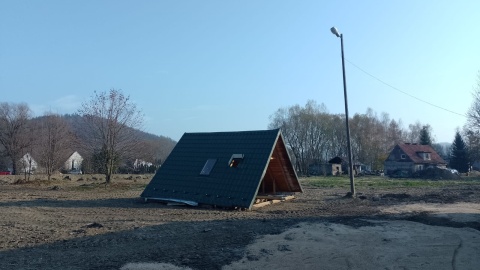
[301, 175, 480, 189]
[3, 173, 480, 192]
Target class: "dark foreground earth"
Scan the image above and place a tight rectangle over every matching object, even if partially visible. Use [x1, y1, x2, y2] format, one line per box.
[0, 175, 479, 270]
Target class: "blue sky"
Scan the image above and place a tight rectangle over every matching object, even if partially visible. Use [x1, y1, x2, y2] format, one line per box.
[1, 0, 479, 143]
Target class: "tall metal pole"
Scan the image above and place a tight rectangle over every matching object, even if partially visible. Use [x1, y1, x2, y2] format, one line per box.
[333, 28, 355, 196]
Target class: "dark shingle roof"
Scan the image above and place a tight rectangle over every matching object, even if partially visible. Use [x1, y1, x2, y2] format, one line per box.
[141, 129, 301, 209]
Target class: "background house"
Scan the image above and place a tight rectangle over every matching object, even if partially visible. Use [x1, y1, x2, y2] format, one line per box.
[133, 159, 152, 168]
[308, 162, 339, 176]
[19, 153, 38, 174]
[309, 157, 368, 176]
[328, 157, 344, 175]
[384, 143, 447, 176]
[133, 159, 156, 173]
[64, 151, 83, 172]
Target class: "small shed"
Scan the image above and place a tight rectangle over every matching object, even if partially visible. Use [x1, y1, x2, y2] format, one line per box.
[328, 157, 366, 176]
[328, 157, 344, 175]
[141, 129, 302, 209]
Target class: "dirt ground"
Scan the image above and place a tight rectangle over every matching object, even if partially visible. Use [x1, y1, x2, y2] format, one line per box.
[0, 174, 479, 270]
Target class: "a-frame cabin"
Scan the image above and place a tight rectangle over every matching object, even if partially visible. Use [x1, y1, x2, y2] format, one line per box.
[141, 129, 302, 209]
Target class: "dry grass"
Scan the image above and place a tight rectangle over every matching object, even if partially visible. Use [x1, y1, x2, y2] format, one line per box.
[0, 173, 154, 186]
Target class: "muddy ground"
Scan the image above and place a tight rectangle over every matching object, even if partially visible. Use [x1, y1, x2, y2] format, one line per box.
[0, 174, 479, 270]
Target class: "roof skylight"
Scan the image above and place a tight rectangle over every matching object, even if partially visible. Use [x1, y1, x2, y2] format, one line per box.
[200, 159, 217, 175]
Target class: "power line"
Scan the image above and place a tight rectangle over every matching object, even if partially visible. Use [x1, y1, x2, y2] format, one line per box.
[345, 59, 467, 118]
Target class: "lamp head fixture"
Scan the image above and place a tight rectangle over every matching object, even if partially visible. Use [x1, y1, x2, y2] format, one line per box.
[330, 27, 341, 38]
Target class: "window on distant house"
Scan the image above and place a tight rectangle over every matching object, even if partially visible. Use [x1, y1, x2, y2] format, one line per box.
[400, 154, 406, 159]
[200, 159, 217, 175]
[228, 154, 244, 168]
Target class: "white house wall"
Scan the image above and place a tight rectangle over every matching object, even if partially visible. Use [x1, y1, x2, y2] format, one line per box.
[19, 153, 38, 173]
[64, 152, 83, 171]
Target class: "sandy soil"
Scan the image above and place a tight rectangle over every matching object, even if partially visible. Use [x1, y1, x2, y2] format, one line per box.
[0, 174, 479, 270]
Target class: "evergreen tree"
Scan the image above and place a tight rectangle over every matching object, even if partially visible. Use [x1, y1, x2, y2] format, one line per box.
[450, 131, 469, 173]
[419, 125, 433, 145]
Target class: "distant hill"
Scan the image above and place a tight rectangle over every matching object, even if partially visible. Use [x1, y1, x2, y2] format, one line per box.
[32, 114, 177, 166]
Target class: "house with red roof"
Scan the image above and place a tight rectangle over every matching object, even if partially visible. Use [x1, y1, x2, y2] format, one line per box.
[384, 143, 447, 176]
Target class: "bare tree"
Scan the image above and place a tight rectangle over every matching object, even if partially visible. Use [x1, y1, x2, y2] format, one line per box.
[325, 114, 347, 160]
[269, 102, 437, 174]
[34, 112, 74, 180]
[385, 117, 405, 150]
[78, 89, 144, 184]
[0, 103, 32, 175]
[468, 72, 480, 133]
[269, 100, 331, 175]
[406, 121, 423, 143]
[464, 128, 480, 165]
[466, 72, 480, 166]
[350, 109, 381, 170]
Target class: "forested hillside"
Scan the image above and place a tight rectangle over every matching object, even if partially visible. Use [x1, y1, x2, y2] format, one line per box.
[61, 114, 176, 166]
[0, 113, 176, 174]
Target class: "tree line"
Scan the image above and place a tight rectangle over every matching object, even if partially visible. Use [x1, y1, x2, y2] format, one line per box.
[268, 100, 443, 175]
[0, 89, 175, 183]
[3, 77, 479, 181]
[269, 80, 480, 176]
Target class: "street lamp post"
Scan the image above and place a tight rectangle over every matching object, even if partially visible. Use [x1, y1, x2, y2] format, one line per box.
[331, 26, 355, 196]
